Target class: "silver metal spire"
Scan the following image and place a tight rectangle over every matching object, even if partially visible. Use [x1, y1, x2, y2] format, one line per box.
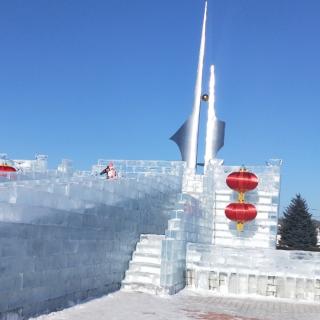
[204, 65, 225, 166]
[170, 1, 208, 170]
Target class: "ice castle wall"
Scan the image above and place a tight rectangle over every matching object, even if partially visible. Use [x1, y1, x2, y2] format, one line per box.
[160, 170, 213, 294]
[0, 160, 184, 319]
[207, 160, 281, 249]
[184, 160, 320, 302]
[186, 243, 320, 301]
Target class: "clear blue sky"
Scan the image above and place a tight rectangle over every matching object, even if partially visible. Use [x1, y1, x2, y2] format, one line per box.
[0, 0, 319, 217]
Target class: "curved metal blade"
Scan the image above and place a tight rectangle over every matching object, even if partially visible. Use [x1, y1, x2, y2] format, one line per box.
[170, 117, 193, 162]
[209, 118, 225, 158]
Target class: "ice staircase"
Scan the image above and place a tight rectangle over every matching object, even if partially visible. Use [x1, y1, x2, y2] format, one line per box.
[121, 234, 165, 295]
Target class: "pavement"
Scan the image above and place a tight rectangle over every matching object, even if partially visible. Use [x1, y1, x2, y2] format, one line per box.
[32, 289, 320, 320]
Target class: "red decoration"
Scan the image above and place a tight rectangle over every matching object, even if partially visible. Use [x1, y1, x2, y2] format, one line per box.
[226, 171, 258, 193]
[224, 167, 259, 232]
[225, 203, 257, 222]
[0, 165, 17, 180]
[0, 165, 16, 172]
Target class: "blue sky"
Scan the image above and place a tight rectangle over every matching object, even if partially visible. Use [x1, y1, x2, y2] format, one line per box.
[0, 0, 319, 217]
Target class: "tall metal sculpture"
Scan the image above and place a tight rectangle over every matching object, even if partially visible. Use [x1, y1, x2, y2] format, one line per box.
[204, 65, 225, 166]
[170, 1, 207, 170]
[170, 1, 225, 170]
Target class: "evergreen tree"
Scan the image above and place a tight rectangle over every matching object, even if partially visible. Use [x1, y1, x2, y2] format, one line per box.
[279, 194, 318, 250]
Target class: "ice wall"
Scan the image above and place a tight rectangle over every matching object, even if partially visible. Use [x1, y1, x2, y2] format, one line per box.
[0, 160, 184, 319]
[186, 243, 320, 301]
[184, 159, 320, 302]
[160, 194, 203, 294]
[160, 159, 283, 295]
[205, 159, 281, 248]
[160, 171, 213, 294]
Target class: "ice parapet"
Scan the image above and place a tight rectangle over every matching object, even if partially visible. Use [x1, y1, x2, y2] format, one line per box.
[186, 243, 320, 300]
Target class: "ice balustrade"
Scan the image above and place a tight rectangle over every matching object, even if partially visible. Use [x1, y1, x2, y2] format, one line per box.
[0, 159, 185, 184]
[186, 243, 320, 301]
[187, 244, 320, 276]
[57, 159, 74, 174]
[92, 159, 185, 178]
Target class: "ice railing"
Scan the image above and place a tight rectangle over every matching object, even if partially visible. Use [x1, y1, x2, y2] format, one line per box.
[0, 159, 185, 182]
[187, 243, 320, 278]
[92, 160, 185, 179]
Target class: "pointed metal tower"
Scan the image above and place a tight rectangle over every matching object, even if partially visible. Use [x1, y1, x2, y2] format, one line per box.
[170, 2, 225, 170]
[204, 65, 225, 166]
[170, 1, 208, 170]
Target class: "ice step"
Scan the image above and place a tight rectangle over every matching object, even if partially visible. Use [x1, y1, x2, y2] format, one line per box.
[121, 281, 165, 295]
[124, 271, 160, 285]
[128, 261, 161, 274]
[139, 234, 164, 246]
[161, 203, 177, 210]
[132, 252, 161, 264]
[135, 243, 162, 255]
[121, 233, 165, 294]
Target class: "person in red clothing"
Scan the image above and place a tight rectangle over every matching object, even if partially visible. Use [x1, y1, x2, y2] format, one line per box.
[100, 162, 117, 179]
[107, 162, 117, 179]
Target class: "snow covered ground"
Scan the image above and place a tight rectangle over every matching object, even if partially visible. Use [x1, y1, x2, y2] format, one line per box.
[31, 289, 320, 320]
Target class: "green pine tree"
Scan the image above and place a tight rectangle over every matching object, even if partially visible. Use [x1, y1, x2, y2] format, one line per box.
[279, 194, 318, 250]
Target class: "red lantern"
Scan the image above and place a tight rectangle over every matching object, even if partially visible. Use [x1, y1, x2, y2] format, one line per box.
[225, 203, 257, 222]
[224, 167, 258, 231]
[0, 165, 17, 180]
[0, 165, 16, 172]
[226, 171, 258, 193]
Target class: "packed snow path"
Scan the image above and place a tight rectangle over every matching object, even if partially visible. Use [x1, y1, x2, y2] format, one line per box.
[31, 290, 320, 320]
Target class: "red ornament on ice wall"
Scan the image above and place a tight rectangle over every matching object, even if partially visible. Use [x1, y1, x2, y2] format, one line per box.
[224, 167, 258, 231]
[226, 171, 258, 193]
[0, 164, 17, 180]
[225, 203, 257, 222]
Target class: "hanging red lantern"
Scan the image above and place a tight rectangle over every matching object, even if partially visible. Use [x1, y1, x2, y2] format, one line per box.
[225, 203, 257, 231]
[224, 167, 258, 232]
[0, 164, 17, 180]
[226, 170, 258, 193]
[0, 165, 16, 172]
